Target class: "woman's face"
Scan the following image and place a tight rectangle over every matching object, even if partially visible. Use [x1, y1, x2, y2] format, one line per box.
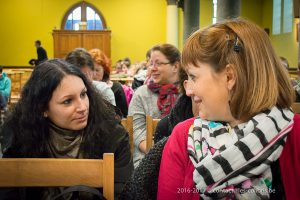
[45, 75, 89, 131]
[81, 66, 94, 81]
[94, 63, 104, 81]
[185, 62, 236, 123]
[150, 50, 178, 85]
[121, 63, 128, 73]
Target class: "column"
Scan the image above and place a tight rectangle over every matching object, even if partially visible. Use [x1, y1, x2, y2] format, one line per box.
[183, 0, 200, 42]
[166, 0, 178, 47]
[217, 0, 241, 22]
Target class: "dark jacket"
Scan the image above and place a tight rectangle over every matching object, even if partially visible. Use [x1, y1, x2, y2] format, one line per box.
[0, 122, 133, 200]
[119, 137, 168, 200]
[154, 94, 193, 143]
[111, 82, 128, 118]
[36, 47, 48, 65]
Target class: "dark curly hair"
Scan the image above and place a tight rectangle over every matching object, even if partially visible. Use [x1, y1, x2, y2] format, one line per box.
[1, 59, 117, 158]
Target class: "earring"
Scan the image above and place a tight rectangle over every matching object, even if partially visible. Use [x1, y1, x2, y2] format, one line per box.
[43, 112, 48, 118]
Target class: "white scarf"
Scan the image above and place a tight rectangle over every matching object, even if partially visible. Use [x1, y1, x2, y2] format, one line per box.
[187, 106, 294, 199]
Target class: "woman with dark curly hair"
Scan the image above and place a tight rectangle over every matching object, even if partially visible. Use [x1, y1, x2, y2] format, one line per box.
[0, 59, 133, 200]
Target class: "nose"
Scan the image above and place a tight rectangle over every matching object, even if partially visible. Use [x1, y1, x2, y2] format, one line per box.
[76, 99, 87, 113]
[185, 80, 194, 97]
[149, 64, 157, 73]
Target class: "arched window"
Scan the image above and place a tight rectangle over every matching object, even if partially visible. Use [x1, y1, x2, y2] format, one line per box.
[62, 2, 107, 30]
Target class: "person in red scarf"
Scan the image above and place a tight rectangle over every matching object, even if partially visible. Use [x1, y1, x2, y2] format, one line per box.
[128, 43, 180, 168]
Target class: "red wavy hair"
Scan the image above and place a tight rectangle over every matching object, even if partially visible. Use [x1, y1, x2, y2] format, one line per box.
[89, 48, 112, 81]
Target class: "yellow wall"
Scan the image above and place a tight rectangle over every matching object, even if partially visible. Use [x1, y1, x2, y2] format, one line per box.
[0, 0, 298, 67]
[200, 0, 213, 29]
[241, 0, 263, 26]
[178, 7, 184, 50]
[262, 0, 299, 68]
[0, 0, 166, 66]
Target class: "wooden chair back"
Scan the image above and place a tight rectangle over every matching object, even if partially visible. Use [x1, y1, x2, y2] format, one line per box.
[121, 116, 134, 154]
[0, 153, 114, 200]
[292, 103, 300, 114]
[146, 115, 160, 152]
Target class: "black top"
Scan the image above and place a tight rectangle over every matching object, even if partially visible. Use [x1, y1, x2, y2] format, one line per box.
[119, 137, 168, 200]
[154, 94, 193, 143]
[131, 78, 144, 91]
[0, 122, 133, 200]
[111, 81, 128, 118]
[36, 46, 48, 65]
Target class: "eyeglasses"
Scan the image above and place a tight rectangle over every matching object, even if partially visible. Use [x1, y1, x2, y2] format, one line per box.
[149, 61, 171, 67]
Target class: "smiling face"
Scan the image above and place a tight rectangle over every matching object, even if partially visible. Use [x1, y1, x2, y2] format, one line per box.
[150, 50, 178, 85]
[45, 75, 89, 131]
[186, 62, 237, 124]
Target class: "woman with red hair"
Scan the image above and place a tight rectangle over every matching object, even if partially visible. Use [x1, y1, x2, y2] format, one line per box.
[89, 49, 128, 117]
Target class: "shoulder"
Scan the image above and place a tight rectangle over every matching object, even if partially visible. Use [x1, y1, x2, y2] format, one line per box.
[134, 85, 152, 96]
[288, 114, 300, 142]
[164, 118, 195, 153]
[2, 74, 10, 82]
[92, 81, 109, 89]
[172, 118, 195, 137]
[102, 121, 129, 150]
[93, 81, 114, 94]
[112, 81, 122, 88]
[293, 113, 300, 125]
[134, 85, 151, 94]
[111, 81, 122, 91]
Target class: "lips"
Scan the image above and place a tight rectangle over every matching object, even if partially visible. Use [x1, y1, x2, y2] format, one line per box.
[193, 96, 202, 104]
[73, 114, 88, 122]
[151, 74, 159, 78]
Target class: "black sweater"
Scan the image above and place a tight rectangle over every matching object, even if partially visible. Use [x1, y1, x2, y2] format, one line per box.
[0, 122, 133, 200]
[154, 94, 193, 143]
[111, 82, 128, 118]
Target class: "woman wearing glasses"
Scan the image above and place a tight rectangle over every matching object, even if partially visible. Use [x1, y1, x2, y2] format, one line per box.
[128, 43, 180, 168]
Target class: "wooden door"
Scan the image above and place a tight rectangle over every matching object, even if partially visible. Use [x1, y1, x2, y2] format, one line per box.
[82, 31, 111, 58]
[53, 30, 111, 59]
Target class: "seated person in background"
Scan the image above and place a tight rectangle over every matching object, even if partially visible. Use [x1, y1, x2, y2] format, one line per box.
[0, 59, 133, 199]
[114, 60, 123, 74]
[154, 66, 199, 143]
[132, 49, 151, 91]
[113, 58, 131, 76]
[158, 18, 299, 200]
[0, 66, 11, 110]
[128, 43, 180, 168]
[65, 48, 116, 106]
[89, 48, 128, 117]
[121, 57, 131, 75]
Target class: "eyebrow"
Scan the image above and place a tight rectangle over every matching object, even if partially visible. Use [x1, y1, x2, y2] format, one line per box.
[58, 87, 87, 101]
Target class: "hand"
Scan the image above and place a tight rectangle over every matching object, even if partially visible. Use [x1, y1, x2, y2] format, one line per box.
[138, 140, 147, 153]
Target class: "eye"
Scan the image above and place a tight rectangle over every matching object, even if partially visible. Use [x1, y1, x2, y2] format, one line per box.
[63, 99, 72, 105]
[188, 74, 196, 81]
[80, 91, 87, 98]
[156, 62, 162, 66]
